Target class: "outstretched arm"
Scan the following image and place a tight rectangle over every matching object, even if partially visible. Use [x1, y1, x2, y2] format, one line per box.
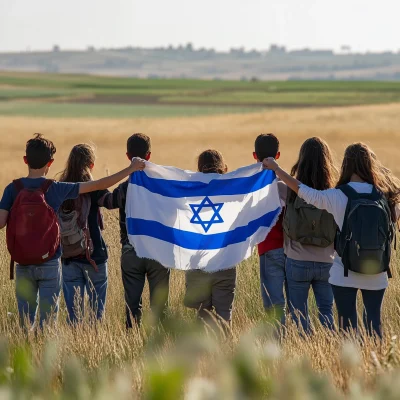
[263, 158, 300, 193]
[263, 157, 343, 225]
[79, 158, 145, 194]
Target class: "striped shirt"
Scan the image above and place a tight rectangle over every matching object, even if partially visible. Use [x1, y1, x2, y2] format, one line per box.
[98, 180, 130, 245]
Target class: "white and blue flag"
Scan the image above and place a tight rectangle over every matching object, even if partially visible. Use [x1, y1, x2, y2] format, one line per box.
[126, 162, 282, 272]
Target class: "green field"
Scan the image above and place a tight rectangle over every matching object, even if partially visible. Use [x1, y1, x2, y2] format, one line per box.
[0, 101, 257, 119]
[2, 71, 400, 118]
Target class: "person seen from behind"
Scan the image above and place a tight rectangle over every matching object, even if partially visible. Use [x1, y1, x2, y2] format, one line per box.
[0, 134, 145, 329]
[98, 133, 170, 328]
[59, 144, 110, 324]
[263, 142, 400, 338]
[184, 149, 237, 329]
[281, 137, 337, 334]
[253, 133, 288, 324]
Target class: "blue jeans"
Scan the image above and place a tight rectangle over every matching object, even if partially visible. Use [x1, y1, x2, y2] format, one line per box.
[331, 285, 386, 338]
[286, 258, 334, 333]
[16, 259, 61, 328]
[62, 261, 108, 324]
[259, 248, 287, 323]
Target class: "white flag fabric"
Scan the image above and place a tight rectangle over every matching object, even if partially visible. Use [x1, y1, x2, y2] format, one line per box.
[126, 162, 282, 272]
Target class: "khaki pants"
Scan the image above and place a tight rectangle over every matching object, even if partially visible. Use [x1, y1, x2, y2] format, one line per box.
[184, 268, 236, 323]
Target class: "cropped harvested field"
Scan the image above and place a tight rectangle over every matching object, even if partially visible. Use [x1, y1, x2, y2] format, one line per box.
[1, 102, 400, 398]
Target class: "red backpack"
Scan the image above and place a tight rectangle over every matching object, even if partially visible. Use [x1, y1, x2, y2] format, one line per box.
[6, 179, 60, 279]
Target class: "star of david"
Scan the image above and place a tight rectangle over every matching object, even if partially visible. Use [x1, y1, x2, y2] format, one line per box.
[189, 196, 224, 233]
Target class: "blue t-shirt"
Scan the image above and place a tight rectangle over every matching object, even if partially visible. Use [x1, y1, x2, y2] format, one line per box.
[0, 177, 80, 261]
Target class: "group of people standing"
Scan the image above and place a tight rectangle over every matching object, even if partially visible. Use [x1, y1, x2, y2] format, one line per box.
[0, 132, 399, 339]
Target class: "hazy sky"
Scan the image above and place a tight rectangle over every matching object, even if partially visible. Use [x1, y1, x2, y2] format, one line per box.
[1, 0, 399, 53]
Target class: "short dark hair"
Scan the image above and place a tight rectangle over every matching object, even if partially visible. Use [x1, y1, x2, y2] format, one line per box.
[254, 133, 279, 161]
[26, 133, 56, 169]
[127, 133, 151, 159]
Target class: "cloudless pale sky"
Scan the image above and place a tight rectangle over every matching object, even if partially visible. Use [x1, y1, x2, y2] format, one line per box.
[1, 0, 399, 53]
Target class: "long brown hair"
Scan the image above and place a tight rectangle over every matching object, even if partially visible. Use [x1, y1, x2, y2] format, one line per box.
[290, 137, 337, 201]
[198, 149, 227, 174]
[337, 143, 400, 209]
[59, 144, 96, 210]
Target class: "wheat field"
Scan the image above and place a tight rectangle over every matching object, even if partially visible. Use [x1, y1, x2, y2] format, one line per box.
[1, 103, 400, 398]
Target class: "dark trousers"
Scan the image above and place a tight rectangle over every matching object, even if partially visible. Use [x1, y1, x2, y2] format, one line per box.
[331, 285, 386, 338]
[121, 245, 170, 327]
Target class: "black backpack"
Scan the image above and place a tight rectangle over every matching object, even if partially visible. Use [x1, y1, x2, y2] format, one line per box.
[335, 185, 394, 277]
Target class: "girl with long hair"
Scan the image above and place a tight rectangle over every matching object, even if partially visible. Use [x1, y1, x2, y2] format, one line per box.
[184, 149, 237, 328]
[282, 137, 337, 333]
[264, 142, 400, 338]
[59, 144, 110, 323]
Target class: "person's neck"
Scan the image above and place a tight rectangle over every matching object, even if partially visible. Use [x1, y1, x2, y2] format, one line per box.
[350, 173, 365, 183]
[27, 168, 47, 179]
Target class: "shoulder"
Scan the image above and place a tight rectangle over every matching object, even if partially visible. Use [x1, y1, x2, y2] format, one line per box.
[50, 181, 80, 199]
[90, 189, 109, 202]
[0, 181, 18, 211]
[1, 181, 18, 198]
[121, 180, 129, 190]
[119, 180, 129, 197]
[3, 181, 16, 193]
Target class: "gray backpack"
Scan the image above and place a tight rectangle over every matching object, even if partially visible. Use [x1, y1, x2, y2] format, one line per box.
[59, 194, 97, 270]
[283, 191, 337, 248]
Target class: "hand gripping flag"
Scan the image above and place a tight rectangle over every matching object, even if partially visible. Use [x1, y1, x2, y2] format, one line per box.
[126, 162, 282, 272]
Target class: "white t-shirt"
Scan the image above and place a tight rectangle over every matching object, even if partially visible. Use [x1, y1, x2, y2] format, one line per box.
[298, 182, 394, 290]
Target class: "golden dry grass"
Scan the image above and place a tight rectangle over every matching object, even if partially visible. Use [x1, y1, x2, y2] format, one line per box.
[1, 103, 400, 396]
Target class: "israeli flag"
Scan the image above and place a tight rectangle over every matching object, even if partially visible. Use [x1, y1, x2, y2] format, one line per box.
[126, 162, 282, 272]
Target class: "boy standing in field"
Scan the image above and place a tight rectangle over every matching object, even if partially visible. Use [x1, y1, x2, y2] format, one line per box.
[0, 134, 145, 328]
[253, 133, 287, 323]
[98, 133, 170, 328]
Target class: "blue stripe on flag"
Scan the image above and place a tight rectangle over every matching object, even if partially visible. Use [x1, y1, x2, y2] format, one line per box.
[127, 207, 280, 250]
[129, 169, 275, 198]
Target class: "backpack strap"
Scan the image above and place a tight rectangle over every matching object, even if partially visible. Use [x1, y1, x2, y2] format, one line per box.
[9, 260, 14, 280]
[13, 179, 24, 193]
[337, 184, 359, 200]
[41, 179, 54, 193]
[78, 194, 99, 272]
[337, 185, 355, 278]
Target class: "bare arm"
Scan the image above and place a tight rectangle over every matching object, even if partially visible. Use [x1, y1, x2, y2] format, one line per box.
[79, 158, 145, 194]
[263, 158, 301, 193]
[0, 209, 8, 229]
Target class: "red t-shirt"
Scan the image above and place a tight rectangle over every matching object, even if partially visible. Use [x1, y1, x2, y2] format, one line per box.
[257, 212, 284, 256]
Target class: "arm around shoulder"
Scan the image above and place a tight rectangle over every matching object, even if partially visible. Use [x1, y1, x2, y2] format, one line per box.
[262, 158, 300, 194]
[79, 158, 145, 194]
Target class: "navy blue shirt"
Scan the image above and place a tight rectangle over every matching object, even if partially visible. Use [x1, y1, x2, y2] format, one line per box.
[0, 177, 80, 260]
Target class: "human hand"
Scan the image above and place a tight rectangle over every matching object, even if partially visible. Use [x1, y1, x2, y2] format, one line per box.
[262, 157, 279, 172]
[130, 157, 146, 172]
